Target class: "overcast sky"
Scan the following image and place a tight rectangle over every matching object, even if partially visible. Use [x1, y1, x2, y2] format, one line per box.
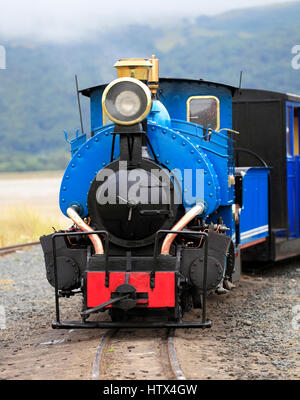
[0, 0, 297, 42]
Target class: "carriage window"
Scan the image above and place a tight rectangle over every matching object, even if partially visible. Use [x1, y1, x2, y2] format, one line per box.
[187, 96, 220, 131]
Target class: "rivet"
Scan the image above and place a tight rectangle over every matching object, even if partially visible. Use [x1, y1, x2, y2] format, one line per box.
[86, 145, 90, 149]
[162, 129, 166, 134]
[102, 162, 106, 166]
[65, 175, 69, 180]
[209, 193, 213, 197]
[156, 154, 160, 158]
[190, 150, 194, 154]
[95, 137, 99, 142]
[71, 163, 75, 168]
[151, 126, 155, 131]
[62, 198, 66, 203]
[165, 160, 169, 164]
[208, 182, 211, 186]
[172, 135, 176, 139]
[197, 159, 202, 164]
[78, 154, 81, 158]
[105, 132, 109, 136]
[62, 186, 66, 191]
[182, 142, 186, 146]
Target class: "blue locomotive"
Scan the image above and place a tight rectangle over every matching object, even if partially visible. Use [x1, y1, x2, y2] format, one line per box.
[40, 56, 272, 329]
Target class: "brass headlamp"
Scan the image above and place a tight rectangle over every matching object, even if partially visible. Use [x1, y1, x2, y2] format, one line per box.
[102, 56, 159, 126]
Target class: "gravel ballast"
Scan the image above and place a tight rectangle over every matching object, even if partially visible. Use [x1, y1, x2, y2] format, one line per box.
[0, 245, 299, 380]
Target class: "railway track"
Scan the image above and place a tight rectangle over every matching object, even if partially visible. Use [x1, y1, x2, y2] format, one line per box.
[0, 241, 40, 257]
[93, 328, 186, 380]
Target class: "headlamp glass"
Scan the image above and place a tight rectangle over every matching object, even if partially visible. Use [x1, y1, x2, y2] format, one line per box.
[102, 78, 152, 125]
[115, 90, 141, 117]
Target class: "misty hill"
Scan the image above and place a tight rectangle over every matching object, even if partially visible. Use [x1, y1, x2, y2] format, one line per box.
[0, 1, 300, 171]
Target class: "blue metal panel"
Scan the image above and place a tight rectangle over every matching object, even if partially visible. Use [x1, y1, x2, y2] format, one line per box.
[287, 157, 297, 237]
[59, 124, 118, 217]
[147, 100, 221, 215]
[146, 122, 220, 215]
[170, 119, 234, 206]
[90, 87, 105, 131]
[158, 80, 233, 133]
[286, 102, 300, 238]
[296, 156, 300, 237]
[239, 168, 269, 245]
[148, 100, 171, 128]
[64, 129, 86, 156]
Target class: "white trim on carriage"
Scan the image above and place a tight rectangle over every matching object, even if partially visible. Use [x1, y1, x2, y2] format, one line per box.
[240, 225, 269, 240]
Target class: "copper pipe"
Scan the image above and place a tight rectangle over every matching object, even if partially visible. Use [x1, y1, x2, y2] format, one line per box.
[66, 207, 104, 255]
[160, 202, 205, 255]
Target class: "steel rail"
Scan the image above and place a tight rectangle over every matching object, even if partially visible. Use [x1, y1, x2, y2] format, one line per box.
[0, 241, 40, 256]
[167, 328, 186, 380]
[92, 327, 186, 380]
[92, 329, 117, 380]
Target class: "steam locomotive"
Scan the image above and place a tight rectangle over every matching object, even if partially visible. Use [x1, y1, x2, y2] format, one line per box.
[40, 56, 300, 329]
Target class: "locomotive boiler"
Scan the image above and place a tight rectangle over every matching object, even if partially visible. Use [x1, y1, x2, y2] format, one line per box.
[40, 56, 256, 329]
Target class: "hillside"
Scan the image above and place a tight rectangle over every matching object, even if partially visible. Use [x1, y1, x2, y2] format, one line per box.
[0, 1, 300, 171]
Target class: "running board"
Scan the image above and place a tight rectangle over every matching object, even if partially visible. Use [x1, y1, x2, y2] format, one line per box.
[52, 320, 212, 329]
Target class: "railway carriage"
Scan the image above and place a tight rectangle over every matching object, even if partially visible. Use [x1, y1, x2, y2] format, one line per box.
[40, 56, 279, 329]
[233, 89, 300, 263]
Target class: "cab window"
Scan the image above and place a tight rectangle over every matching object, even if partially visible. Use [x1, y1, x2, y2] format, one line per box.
[187, 96, 220, 131]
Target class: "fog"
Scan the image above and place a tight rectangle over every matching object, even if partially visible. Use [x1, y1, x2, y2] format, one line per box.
[0, 0, 296, 42]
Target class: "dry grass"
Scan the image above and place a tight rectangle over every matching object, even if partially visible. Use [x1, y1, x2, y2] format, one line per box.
[0, 170, 69, 247]
[0, 206, 66, 247]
